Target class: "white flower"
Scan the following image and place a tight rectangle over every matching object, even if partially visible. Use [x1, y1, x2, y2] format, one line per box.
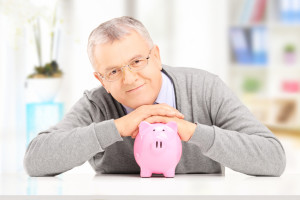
[0, 0, 61, 67]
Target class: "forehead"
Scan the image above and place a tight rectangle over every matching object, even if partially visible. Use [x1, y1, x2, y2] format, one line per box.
[93, 31, 149, 72]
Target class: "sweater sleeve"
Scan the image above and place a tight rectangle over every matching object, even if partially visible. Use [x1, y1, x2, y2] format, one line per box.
[23, 93, 123, 177]
[188, 76, 286, 176]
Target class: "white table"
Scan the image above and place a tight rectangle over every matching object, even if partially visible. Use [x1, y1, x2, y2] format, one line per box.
[0, 171, 300, 200]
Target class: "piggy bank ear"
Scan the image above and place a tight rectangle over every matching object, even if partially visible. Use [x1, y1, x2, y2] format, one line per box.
[166, 121, 178, 132]
[139, 121, 152, 132]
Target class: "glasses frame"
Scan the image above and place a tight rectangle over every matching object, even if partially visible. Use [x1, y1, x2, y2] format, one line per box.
[96, 47, 153, 82]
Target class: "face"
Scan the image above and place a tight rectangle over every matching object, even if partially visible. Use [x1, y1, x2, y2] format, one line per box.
[93, 30, 162, 109]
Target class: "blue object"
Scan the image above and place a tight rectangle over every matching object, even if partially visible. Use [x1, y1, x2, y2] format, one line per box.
[279, 0, 300, 23]
[250, 27, 268, 65]
[294, 0, 300, 23]
[26, 102, 64, 146]
[230, 28, 252, 64]
[280, 0, 293, 23]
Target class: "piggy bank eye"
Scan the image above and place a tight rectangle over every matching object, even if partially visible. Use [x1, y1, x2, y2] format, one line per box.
[162, 129, 165, 131]
[153, 129, 155, 131]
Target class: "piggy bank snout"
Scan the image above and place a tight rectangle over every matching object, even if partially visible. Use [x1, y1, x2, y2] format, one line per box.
[151, 140, 167, 152]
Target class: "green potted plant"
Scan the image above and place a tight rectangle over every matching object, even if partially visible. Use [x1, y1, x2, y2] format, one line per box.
[28, 60, 63, 78]
[25, 4, 63, 102]
[26, 60, 63, 102]
[283, 43, 296, 65]
[242, 77, 262, 93]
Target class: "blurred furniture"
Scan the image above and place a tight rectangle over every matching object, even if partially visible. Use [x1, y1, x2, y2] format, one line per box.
[228, 0, 300, 132]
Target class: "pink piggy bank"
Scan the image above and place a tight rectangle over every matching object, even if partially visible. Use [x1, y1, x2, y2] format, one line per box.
[134, 121, 182, 178]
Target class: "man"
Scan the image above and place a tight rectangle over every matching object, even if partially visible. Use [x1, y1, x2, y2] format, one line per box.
[24, 16, 286, 177]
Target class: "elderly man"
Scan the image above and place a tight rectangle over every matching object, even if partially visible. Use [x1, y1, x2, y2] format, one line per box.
[24, 16, 286, 177]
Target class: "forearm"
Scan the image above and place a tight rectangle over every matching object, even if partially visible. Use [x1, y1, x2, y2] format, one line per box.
[24, 119, 123, 176]
[188, 123, 286, 176]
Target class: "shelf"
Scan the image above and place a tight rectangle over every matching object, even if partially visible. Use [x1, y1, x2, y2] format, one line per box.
[229, 23, 266, 28]
[228, 0, 300, 132]
[265, 123, 300, 132]
[229, 23, 300, 30]
[268, 23, 300, 30]
[231, 64, 268, 70]
[269, 66, 300, 73]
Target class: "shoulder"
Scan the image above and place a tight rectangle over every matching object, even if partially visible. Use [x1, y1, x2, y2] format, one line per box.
[82, 86, 115, 107]
[84, 86, 109, 100]
[162, 64, 218, 85]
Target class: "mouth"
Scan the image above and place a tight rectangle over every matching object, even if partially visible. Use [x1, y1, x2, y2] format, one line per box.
[126, 83, 145, 93]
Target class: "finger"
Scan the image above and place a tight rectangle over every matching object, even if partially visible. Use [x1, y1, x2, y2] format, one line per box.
[136, 105, 183, 125]
[145, 116, 168, 124]
[131, 129, 139, 139]
[158, 104, 184, 119]
[152, 105, 184, 119]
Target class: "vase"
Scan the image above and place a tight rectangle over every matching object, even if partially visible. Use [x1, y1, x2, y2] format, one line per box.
[283, 52, 296, 65]
[25, 77, 62, 102]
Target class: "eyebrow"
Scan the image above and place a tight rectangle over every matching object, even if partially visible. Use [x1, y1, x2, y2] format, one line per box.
[104, 54, 144, 72]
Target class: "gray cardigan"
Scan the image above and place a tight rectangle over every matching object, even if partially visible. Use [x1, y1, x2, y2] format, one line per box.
[24, 65, 286, 177]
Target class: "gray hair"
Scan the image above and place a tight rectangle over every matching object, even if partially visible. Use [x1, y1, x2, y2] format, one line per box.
[87, 16, 154, 66]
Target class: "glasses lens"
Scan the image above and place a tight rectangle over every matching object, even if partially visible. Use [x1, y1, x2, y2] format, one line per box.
[104, 54, 150, 82]
[130, 58, 148, 71]
[107, 68, 122, 81]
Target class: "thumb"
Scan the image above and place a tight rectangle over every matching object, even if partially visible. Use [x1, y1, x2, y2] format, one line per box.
[131, 129, 139, 139]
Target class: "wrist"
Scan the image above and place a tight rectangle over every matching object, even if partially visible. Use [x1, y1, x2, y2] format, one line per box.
[114, 118, 124, 137]
[186, 121, 197, 141]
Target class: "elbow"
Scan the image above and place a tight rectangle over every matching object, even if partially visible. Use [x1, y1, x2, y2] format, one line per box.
[23, 138, 46, 177]
[262, 144, 286, 177]
[273, 150, 286, 177]
[259, 137, 287, 177]
[250, 141, 287, 177]
[264, 156, 286, 177]
[23, 153, 43, 177]
[23, 151, 52, 177]
[23, 154, 37, 177]
[271, 139, 287, 177]
[249, 153, 286, 177]
[23, 155, 58, 177]
[23, 148, 64, 177]
[23, 137, 59, 177]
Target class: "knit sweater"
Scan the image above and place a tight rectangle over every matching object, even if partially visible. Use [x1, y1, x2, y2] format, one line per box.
[24, 65, 286, 177]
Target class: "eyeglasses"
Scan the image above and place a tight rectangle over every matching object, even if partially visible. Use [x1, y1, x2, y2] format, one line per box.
[96, 48, 153, 82]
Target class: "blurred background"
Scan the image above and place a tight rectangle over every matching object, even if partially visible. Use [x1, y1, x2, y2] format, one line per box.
[0, 0, 299, 175]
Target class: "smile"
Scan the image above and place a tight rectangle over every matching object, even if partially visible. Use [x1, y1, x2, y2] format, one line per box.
[126, 84, 145, 93]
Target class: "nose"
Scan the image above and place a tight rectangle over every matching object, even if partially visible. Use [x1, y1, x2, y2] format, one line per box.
[122, 66, 137, 85]
[152, 140, 166, 153]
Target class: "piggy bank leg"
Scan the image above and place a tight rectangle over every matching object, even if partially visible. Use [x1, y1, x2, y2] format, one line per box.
[140, 168, 152, 178]
[163, 168, 175, 178]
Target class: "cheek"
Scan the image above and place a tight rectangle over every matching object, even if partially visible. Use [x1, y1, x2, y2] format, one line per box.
[143, 65, 161, 80]
[104, 81, 119, 94]
[109, 84, 123, 94]
[148, 69, 162, 85]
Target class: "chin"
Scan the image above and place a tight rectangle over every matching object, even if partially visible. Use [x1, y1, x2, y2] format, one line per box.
[129, 97, 155, 109]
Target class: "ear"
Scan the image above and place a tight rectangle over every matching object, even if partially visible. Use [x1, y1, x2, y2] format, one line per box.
[93, 72, 110, 93]
[166, 121, 177, 132]
[152, 45, 162, 70]
[139, 121, 152, 132]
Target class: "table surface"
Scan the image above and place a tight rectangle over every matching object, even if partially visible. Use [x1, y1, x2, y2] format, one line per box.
[1, 171, 300, 199]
